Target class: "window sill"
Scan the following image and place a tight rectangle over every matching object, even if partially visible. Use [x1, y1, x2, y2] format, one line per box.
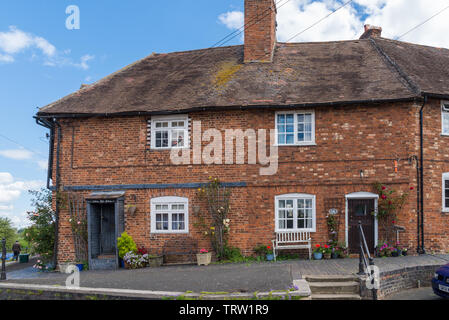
[149, 147, 190, 151]
[274, 143, 317, 147]
[441, 133, 449, 137]
[442, 209, 449, 214]
[275, 229, 316, 233]
[150, 231, 189, 235]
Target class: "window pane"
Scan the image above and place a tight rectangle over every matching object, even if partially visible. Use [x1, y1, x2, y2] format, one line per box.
[443, 112, 449, 134]
[278, 114, 285, 124]
[306, 218, 312, 229]
[279, 200, 285, 208]
[298, 132, 304, 141]
[286, 124, 294, 133]
[155, 131, 169, 148]
[286, 134, 294, 144]
[298, 209, 304, 218]
[297, 114, 304, 123]
[278, 134, 286, 145]
[279, 220, 286, 229]
[279, 210, 285, 219]
[286, 114, 294, 123]
[286, 200, 293, 208]
[298, 199, 304, 209]
[286, 220, 294, 229]
[297, 219, 305, 229]
[171, 130, 185, 147]
[286, 210, 293, 218]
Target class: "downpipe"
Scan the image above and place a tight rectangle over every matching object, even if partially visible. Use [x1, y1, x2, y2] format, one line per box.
[418, 96, 427, 254]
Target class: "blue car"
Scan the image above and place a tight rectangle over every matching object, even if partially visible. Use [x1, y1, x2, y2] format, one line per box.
[432, 264, 449, 299]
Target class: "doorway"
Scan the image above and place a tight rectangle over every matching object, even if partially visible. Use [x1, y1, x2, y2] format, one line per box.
[345, 193, 378, 254]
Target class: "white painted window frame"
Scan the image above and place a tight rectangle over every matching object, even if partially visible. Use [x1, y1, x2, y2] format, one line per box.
[274, 110, 316, 146]
[442, 101, 449, 136]
[150, 196, 189, 234]
[443, 172, 449, 213]
[150, 115, 189, 150]
[345, 192, 379, 249]
[274, 193, 316, 232]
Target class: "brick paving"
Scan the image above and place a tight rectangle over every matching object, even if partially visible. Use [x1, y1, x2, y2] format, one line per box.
[2, 254, 448, 293]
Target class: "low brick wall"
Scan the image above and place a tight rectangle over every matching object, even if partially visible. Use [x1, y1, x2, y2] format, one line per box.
[360, 265, 440, 299]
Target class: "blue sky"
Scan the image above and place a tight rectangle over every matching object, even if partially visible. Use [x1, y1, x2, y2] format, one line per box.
[1, 0, 448, 228]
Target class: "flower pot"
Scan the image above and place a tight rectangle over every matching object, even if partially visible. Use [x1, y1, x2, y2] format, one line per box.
[331, 252, 339, 259]
[76, 264, 84, 272]
[59, 262, 73, 274]
[148, 255, 163, 268]
[324, 253, 331, 260]
[197, 252, 212, 266]
[266, 254, 274, 261]
[392, 251, 399, 257]
[313, 252, 323, 260]
[119, 258, 125, 268]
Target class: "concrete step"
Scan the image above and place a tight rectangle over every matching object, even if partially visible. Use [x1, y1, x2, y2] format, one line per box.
[308, 281, 360, 294]
[305, 275, 359, 282]
[311, 294, 361, 300]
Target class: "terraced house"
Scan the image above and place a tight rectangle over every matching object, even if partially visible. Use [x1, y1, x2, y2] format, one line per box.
[36, 0, 449, 269]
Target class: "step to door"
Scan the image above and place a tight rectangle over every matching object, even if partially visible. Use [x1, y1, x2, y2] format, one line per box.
[308, 281, 360, 294]
[311, 294, 361, 300]
[304, 275, 359, 282]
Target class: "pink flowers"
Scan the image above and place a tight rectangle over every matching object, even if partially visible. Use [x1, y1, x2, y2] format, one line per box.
[199, 249, 209, 254]
[381, 195, 387, 200]
[410, 187, 415, 190]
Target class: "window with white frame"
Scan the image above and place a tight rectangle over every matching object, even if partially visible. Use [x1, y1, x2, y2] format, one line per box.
[150, 115, 189, 149]
[275, 194, 316, 232]
[150, 197, 189, 233]
[276, 111, 315, 145]
[442, 102, 449, 135]
[443, 173, 449, 212]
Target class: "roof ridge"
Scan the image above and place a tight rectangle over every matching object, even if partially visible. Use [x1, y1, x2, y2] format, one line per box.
[369, 38, 421, 96]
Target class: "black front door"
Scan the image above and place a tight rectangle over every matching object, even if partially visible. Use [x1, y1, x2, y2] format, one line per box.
[100, 203, 116, 255]
[348, 199, 375, 254]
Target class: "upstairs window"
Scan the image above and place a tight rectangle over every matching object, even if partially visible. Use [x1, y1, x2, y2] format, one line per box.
[149, 115, 189, 149]
[275, 194, 316, 232]
[442, 102, 449, 135]
[150, 197, 189, 233]
[276, 111, 315, 146]
[443, 173, 449, 212]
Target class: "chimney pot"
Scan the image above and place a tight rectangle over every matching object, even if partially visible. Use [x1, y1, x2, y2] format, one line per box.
[360, 24, 382, 39]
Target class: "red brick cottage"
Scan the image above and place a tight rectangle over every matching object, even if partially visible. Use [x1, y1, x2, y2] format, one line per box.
[36, 0, 449, 269]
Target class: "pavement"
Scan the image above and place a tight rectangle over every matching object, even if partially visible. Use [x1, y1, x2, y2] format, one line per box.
[386, 287, 444, 300]
[2, 254, 449, 293]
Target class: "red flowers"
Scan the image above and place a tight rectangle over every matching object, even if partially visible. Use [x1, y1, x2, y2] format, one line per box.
[324, 245, 329, 249]
[410, 187, 415, 190]
[381, 195, 387, 200]
[316, 244, 321, 248]
[382, 186, 387, 190]
[392, 220, 396, 224]
[267, 246, 271, 250]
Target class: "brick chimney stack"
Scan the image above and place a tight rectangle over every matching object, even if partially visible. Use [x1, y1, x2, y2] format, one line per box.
[360, 24, 382, 39]
[244, 0, 277, 63]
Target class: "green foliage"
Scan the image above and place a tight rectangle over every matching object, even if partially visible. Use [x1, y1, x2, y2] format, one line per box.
[373, 183, 408, 221]
[0, 217, 17, 250]
[197, 177, 231, 260]
[253, 244, 271, 256]
[117, 232, 137, 259]
[23, 188, 56, 263]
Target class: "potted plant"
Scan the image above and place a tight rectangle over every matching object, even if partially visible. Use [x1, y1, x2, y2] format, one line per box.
[266, 246, 275, 261]
[402, 247, 408, 256]
[117, 232, 137, 268]
[313, 244, 324, 260]
[323, 245, 332, 259]
[197, 249, 212, 266]
[59, 260, 74, 274]
[75, 262, 84, 272]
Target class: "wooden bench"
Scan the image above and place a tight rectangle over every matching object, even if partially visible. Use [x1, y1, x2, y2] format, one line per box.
[162, 238, 198, 265]
[272, 231, 312, 261]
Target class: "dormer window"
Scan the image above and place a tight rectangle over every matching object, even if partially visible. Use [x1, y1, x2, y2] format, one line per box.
[442, 101, 449, 136]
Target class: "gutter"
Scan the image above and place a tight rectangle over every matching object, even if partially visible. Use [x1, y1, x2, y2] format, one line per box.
[35, 97, 420, 119]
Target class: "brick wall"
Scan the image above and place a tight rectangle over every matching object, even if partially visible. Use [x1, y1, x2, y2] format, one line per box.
[52, 100, 449, 263]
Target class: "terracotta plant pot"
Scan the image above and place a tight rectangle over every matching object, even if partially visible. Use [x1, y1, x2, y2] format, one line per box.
[197, 252, 212, 266]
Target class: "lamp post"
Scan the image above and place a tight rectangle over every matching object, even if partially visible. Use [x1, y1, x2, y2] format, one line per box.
[1, 238, 6, 280]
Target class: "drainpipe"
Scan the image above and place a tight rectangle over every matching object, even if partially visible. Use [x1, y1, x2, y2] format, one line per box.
[410, 155, 421, 254]
[419, 96, 427, 254]
[53, 119, 62, 268]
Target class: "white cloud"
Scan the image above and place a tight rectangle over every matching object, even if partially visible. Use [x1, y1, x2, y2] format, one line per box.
[218, 0, 449, 48]
[0, 148, 34, 160]
[0, 25, 95, 68]
[0, 173, 44, 228]
[0, 26, 56, 57]
[219, 11, 244, 30]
